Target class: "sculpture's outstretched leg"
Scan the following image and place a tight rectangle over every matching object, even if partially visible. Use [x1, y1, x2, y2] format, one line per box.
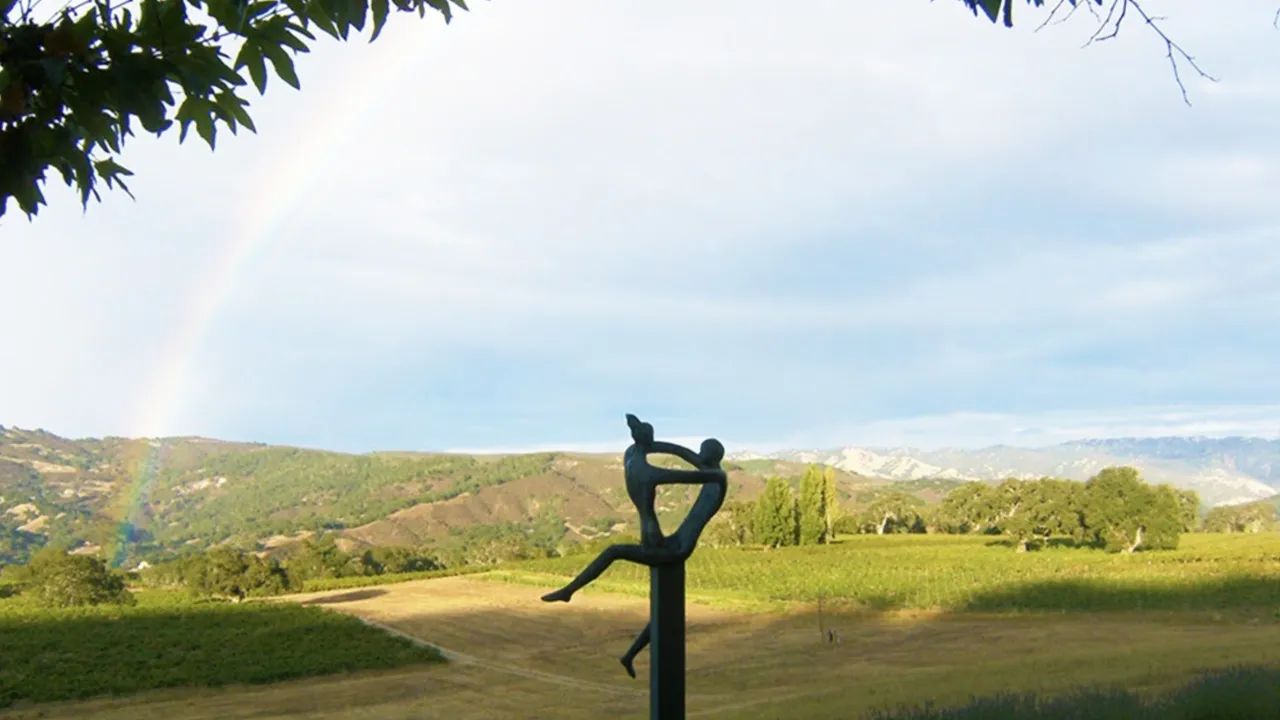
[541, 544, 671, 603]
[619, 621, 651, 679]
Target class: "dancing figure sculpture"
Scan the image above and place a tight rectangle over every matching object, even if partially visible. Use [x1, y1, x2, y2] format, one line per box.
[541, 414, 727, 719]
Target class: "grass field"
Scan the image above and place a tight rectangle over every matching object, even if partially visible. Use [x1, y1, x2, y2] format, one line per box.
[3, 533, 1279, 719]
[0, 590, 441, 710]
[500, 532, 1280, 612]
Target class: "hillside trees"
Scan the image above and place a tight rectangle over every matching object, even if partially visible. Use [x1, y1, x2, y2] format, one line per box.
[704, 499, 757, 547]
[797, 466, 827, 545]
[362, 544, 439, 574]
[1174, 489, 1202, 532]
[183, 546, 291, 600]
[998, 479, 1050, 551]
[938, 482, 1002, 534]
[19, 547, 134, 606]
[932, 467, 1189, 553]
[1081, 467, 1182, 553]
[132, 537, 440, 596]
[144, 450, 557, 553]
[998, 478, 1088, 551]
[754, 476, 798, 548]
[281, 535, 354, 581]
[857, 491, 925, 535]
[434, 511, 563, 567]
[1204, 501, 1278, 534]
[748, 465, 842, 547]
[1, 0, 1229, 220]
[822, 465, 839, 542]
[0, 526, 42, 565]
[1038, 479, 1088, 542]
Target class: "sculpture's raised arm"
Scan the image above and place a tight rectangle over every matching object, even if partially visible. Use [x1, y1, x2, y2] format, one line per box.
[625, 413, 726, 486]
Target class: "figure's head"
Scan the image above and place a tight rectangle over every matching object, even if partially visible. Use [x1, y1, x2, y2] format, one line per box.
[626, 413, 654, 446]
[699, 438, 724, 468]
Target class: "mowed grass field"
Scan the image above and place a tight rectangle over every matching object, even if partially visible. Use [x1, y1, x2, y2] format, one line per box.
[4, 533, 1280, 720]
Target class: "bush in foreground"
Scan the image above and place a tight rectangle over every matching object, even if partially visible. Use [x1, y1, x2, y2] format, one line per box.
[865, 665, 1280, 720]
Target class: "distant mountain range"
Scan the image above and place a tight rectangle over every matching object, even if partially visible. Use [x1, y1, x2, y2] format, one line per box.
[730, 436, 1280, 507]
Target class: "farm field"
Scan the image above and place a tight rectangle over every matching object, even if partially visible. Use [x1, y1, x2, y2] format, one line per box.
[503, 532, 1280, 611]
[0, 590, 441, 711]
[4, 533, 1280, 720]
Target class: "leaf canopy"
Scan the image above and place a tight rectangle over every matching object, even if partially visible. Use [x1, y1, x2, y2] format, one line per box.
[0, 0, 467, 218]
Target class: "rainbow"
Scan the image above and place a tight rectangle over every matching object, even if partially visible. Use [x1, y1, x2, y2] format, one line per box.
[108, 24, 432, 566]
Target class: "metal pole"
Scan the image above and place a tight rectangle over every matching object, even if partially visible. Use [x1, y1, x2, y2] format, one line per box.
[650, 562, 686, 720]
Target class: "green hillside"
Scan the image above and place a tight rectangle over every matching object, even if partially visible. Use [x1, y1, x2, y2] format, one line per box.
[0, 425, 881, 566]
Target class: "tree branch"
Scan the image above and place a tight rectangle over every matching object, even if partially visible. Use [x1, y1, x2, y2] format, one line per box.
[1034, 0, 1084, 32]
[1082, 0, 1217, 106]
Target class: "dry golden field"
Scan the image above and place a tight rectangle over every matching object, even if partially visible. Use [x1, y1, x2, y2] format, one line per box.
[6, 573, 1279, 720]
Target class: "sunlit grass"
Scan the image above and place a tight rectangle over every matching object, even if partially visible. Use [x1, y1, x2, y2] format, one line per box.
[501, 532, 1280, 612]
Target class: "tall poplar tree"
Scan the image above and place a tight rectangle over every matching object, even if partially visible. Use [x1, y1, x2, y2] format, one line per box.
[797, 465, 826, 545]
[822, 465, 839, 542]
[754, 476, 797, 548]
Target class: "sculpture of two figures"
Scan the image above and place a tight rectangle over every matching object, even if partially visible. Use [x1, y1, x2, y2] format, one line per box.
[541, 414, 728, 679]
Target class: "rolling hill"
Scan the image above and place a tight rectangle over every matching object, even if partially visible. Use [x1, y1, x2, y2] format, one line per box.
[0, 425, 883, 565]
[10, 423, 1276, 567]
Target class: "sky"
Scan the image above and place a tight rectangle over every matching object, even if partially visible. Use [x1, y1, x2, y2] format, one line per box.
[2, 0, 1280, 454]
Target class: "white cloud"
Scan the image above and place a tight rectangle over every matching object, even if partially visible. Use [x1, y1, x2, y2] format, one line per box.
[767, 404, 1280, 452]
[2, 0, 1279, 449]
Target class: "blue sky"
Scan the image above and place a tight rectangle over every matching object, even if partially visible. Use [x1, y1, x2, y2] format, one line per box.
[3, 0, 1280, 453]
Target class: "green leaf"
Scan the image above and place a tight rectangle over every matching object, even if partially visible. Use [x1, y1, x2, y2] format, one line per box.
[176, 97, 198, 143]
[241, 41, 269, 93]
[974, 0, 1002, 23]
[216, 91, 257, 133]
[261, 44, 301, 90]
[321, 0, 350, 39]
[350, 0, 369, 32]
[425, 0, 451, 22]
[304, 0, 343, 40]
[15, 182, 47, 217]
[93, 158, 136, 195]
[368, 0, 389, 41]
[261, 16, 313, 51]
[0, 0, 19, 18]
[282, 0, 308, 20]
[194, 112, 218, 150]
[287, 19, 317, 43]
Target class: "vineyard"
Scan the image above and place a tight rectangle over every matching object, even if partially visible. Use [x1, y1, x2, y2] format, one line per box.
[501, 532, 1280, 612]
[0, 590, 442, 708]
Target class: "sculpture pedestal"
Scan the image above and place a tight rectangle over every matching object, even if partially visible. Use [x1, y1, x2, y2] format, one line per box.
[650, 562, 686, 720]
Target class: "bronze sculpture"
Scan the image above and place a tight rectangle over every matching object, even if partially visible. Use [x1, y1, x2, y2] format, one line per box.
[542, 414, 727, 719]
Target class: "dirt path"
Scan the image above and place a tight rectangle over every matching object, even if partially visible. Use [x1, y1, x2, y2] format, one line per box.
[354, 615, 645, 698]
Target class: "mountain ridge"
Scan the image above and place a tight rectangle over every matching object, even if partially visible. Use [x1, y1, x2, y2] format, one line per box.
[6, 425, 1279, 567]
[730, 435, 1280, 507]
[0, 425, 889, 565]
